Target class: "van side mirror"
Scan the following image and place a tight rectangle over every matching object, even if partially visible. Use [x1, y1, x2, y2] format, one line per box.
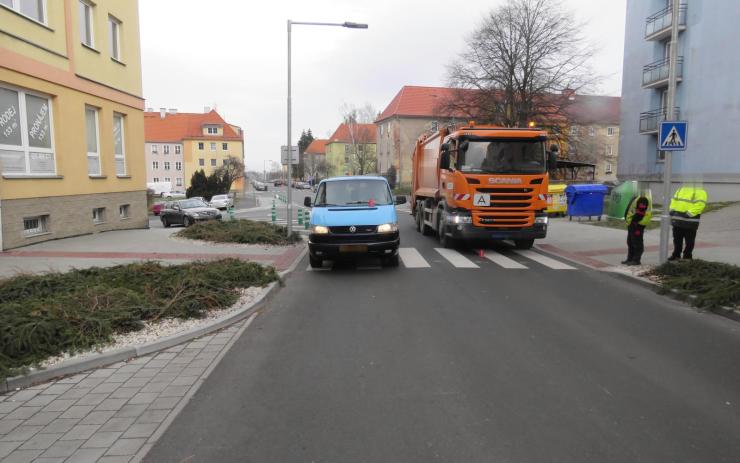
[304, 196, 312, 208]
[440, 151, 451, 170]
[395, 195, 407, 205]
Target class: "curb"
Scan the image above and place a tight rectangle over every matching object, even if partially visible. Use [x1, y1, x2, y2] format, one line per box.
[1, 243, 309, 394]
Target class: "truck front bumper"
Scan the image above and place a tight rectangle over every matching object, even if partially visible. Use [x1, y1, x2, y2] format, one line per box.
[442, 222, 547, 241]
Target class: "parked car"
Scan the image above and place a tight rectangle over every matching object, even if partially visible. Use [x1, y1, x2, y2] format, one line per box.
[253, 181, 268, 191]
[189, 196, 205, 203]
[273, 179, 285, 187]
[161, 190, 186, 200]
[160, 199, 222, 227]
[305, 176, 406, 268]
[209, 194, 233, 210]
[151, 202, 165, 216]
[296, 182, 311, 190]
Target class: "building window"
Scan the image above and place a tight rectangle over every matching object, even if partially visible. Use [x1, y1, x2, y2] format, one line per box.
[588, 126, 596, 137]
[175, 161, 182, 170]
[153, 177, 159, 182]
[198, 142, 204, 150]
[163, 145, 169, 155]
[607, 126, 616, 137]
[222, 159, 228, 166]
[176, 178, 182, 187]
[164, 176, 170, 183]
[210, 158, 216, 166]
[164, 161, 170, 170]
[344, 145, 350, 154]
[151, 144, 158, 154]
[198, 158, 204, 166]
[175, 145, 181, 154]
[605, 162, 613, 174]
[152, 161, 158, 169]
[23, 214, 49, 236]
[606, 145, 613, 156]
[85, 106, 101, 176]
[119, 204, 130, 219]
[92, 207, 106, 224]
[0, 85, 56, 175]
[210, 142, 216, 151]
[222, 142, 228, 150]
[79, 0, 94, 47]
[207, 127, 218, 134]
[656, 150, 666, 163]
[108, 15, 121, 60]
[569, 125, 579, 136]
[113, 113, 126, 175]
[2, 0, 46, 23]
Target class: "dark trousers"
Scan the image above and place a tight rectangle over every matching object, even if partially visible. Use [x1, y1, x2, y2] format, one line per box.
[672, 226, 697, 258]
[627, 223, 645, 263]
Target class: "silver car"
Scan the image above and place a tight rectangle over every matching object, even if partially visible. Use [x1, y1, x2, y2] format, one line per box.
[209, 194, 233, 210]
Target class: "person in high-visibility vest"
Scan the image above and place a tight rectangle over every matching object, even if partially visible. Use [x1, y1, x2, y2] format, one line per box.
[668, 183, 708, 260]
[622, 192, 652, 266]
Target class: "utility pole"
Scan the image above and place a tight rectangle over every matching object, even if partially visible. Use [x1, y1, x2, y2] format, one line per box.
[659, 0, 681, 263]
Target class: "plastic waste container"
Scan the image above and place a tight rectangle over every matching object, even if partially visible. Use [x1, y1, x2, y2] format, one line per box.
[546, 184, 568, 216]
[565, 184, 608, 221]
[607, 180, 639, 220]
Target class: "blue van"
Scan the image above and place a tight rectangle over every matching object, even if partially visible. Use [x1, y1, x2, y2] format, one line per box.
[303, 176, 407, 268]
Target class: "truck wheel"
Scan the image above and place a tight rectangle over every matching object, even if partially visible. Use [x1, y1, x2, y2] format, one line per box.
[437, 213, 454, 248]
[309, 255, 323, 269]
[514, 239, 534, 250]
[415, 202, 422, 233]
[382, 254, 399, 267]
[420, 202, 433, 236]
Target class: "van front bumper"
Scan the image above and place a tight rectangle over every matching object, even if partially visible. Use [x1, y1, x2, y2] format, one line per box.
[308, 232, 400, 258]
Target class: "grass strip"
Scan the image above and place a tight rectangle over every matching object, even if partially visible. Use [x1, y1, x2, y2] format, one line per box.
[646, 259, 740, 310]
[0, 259, 278, 381]
[175, 219, 302, 245]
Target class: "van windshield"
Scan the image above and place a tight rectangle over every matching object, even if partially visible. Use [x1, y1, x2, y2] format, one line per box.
[314, 180, 393, 207]
[457, 139, 546, 174]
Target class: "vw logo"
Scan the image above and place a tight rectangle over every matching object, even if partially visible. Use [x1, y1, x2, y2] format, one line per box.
[349, 226, 357, 233]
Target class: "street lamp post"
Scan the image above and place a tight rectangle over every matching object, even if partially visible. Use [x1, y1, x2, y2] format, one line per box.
[286, 20, 368, 235]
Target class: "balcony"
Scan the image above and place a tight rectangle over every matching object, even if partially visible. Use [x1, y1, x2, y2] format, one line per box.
[645, 3, 687, 41]
[639, 107, 679, 134]
[642, 57, 683, 88]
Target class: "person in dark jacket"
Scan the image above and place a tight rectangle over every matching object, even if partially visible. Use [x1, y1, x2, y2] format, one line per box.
[622, 193, 652, 266]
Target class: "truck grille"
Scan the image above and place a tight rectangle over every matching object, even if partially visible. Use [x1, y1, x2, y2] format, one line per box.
[472, 185, 541, 227]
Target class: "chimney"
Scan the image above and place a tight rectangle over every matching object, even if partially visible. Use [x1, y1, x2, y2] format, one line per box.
[168, 108, 177, 115]
[204, 106, 211, 113]
[146, 107, 153, 113]
[159, 107, 166, 119]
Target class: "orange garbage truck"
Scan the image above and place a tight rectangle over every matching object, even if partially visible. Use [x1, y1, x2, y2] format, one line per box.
[411, 123, 558, 249]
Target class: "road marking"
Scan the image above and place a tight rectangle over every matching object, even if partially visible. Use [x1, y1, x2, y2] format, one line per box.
[399, 248, 431, 268]
[514, 250, 576, 270]
[483, 250, 528, 269]
[434, 248, 479, 268]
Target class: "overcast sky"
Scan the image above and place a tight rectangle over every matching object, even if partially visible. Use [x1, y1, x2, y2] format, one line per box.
[139, 0, 626, 172]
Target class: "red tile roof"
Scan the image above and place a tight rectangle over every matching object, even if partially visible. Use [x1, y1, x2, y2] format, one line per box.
[328, 123, 377, 144]
[144, 110, 244, 142]
[376, 85, 621, 125]
[305, 139, 328, 154]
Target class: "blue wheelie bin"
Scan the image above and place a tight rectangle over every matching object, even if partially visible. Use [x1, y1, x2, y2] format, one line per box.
[565, 184, 608, 221]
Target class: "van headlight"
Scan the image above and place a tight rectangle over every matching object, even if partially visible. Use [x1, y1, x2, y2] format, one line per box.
[377, 223, 398, 233]
[311, 225, 329, 234]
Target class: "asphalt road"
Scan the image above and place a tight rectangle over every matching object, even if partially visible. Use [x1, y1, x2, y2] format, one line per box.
[145, 213, 740, 462]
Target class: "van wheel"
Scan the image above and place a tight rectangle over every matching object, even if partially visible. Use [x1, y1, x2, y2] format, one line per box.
[514, 239, 534, 250]
[382, 254, 399, 267]
[309, 255, 323, 269]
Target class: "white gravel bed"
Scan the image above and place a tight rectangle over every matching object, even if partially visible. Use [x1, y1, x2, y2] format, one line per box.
[36, 286, 266, 370]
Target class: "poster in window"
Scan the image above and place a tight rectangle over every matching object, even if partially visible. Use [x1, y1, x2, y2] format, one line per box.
[30, 152, 55, 173]
[25, 94, 51, 149]
[0, 88, 22, 146]
[113, 115, 124, 155]
[0, 149, 25, 173]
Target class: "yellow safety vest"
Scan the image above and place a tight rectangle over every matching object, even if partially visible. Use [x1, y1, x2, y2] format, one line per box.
[669, 186, 707, 218]
[625, 196, 652, 227]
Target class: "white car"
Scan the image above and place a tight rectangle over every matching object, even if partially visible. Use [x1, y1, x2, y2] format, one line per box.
[209, 194, 233, 209]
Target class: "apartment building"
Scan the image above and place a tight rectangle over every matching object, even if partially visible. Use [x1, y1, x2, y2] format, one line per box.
[0, 0, 147, 250]
[325, 123, 376, 177]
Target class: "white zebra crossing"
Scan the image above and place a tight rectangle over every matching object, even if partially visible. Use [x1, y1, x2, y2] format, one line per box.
[483, 250, 528, 269]
[513, 249, 576, 270]
[398, 248, 431, 268]
[434, 248, 479, 268]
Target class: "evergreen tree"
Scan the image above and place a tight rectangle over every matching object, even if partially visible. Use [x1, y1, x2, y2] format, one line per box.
[297, 129, 315, 180]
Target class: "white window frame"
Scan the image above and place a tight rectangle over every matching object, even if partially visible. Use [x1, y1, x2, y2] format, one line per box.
[210, 142, 216, 151]
[588, 126, 596, 137]
[1, 0, 47, 25]
[92, 207, 106, 224]
[198, 158, 204, 166]
[119, 204, 130, 219]
[152, 161, 158, 169]
[569, 125, 579, 136]
[175, 161, 182, 171]
[175, 145, 181, 154]
[210, 158, 216, 166]
[164, 161, 170, 171]
[605, 162, 613, 174]
[207, 126, 218, 135]
[606, 145, 613, 156]
[222, 142, 228, 150]
[607, 126, 616, 137]
[113, 113, 126, 175]
[108, 15, 121, 61]
[85, 106, 101, 176]
[0, 84, 57, 176]
[151, 144, 158, 154]
[153, 177, 159, 182]
[164, 176, 171, 183]
[23, 214, 49, 236]
[176, 177, 182, 186]
[198, 142, 204, 150]
[79, 0, 94, 48]
[163, 144, 169, 155]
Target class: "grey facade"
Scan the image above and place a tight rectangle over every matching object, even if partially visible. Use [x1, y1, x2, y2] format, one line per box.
[618, 0, 740, 201]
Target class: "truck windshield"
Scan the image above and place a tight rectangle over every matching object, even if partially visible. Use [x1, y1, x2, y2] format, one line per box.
[457, 140, 546, 174]
[315, 180, 393, 207]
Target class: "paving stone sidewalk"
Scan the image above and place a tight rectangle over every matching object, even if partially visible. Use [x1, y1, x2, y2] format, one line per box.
[0, 320, 249, 463]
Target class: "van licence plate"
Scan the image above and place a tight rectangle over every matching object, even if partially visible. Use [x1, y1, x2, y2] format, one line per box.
[339, 245, 368, 253]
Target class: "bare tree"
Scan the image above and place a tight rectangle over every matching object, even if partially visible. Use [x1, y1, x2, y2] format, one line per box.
[213, 155, 245, 192]
[443, 0, 599, 127]
[341, 104, 378, 175]
[305, 154, 328, 182]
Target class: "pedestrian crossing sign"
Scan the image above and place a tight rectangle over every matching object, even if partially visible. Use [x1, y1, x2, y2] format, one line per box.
[659, 121, 687, 151]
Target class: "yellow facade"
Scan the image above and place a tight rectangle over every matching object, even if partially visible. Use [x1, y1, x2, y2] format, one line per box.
[183, 139, 245, 191]
[0, 0, 146, 250]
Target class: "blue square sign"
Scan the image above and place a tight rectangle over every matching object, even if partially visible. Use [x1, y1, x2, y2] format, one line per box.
[659, 121, 687, 151]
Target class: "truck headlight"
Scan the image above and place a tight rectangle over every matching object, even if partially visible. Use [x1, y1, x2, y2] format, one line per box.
[311, 225, 329, 234]
[447, 213, 472, 224]
[535, 216, 549, 224]
[377, 223, 398, 233]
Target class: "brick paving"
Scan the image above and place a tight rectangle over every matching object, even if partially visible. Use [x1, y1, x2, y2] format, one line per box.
[0, 320, 248, 463]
